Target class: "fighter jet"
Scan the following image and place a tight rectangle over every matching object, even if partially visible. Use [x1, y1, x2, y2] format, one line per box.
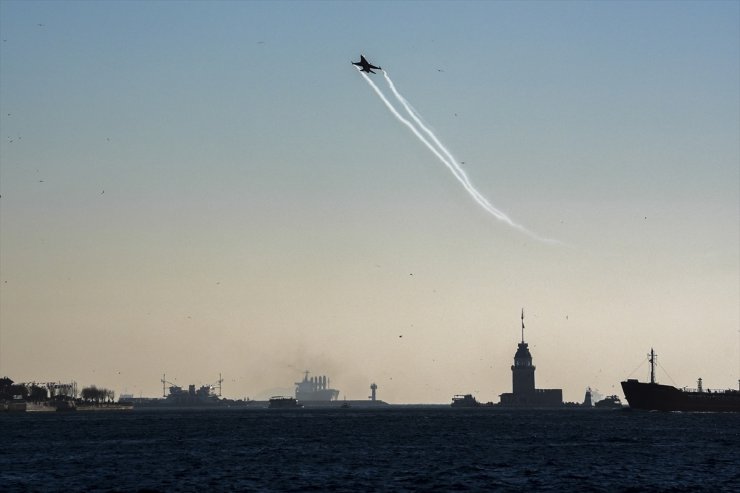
[352, 55, 381, 74]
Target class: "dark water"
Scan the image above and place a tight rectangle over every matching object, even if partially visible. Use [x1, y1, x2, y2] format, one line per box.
[2, 408, 738, 492]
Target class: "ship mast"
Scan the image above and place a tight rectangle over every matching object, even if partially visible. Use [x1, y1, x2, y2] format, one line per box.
[649, 348, 656, 384]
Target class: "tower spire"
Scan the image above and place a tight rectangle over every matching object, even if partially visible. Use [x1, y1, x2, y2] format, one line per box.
[521, 308, 525, 343]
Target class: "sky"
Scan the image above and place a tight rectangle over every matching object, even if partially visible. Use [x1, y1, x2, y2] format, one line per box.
[0, 0, 738, 404]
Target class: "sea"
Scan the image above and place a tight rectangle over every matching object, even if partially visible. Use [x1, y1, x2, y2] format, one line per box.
[2, 408, 738, 492]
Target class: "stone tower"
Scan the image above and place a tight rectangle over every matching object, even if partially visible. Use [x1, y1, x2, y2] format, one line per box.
[499, 309, 563, 407]
[511, 308, 536, 395]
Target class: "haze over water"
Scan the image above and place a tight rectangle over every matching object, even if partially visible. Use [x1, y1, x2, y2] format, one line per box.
[1, 1, 738, 403]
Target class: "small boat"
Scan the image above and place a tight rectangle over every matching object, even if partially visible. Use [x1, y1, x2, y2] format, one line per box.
[594, 395, 623, 409]
[268, 396, 302, 409]
[451, 394, 480, 407]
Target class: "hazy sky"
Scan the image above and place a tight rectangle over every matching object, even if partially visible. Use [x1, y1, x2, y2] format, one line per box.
[1, 1, 738, 404]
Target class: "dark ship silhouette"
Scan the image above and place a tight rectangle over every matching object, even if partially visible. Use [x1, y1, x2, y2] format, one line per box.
[268, 396, 302, 409]
[451, 394, 481, 407]
[594, 395, 623, 409]
[621, 349, 740, 412]
[295, 371, 339, 402]
[125, 374, 257, 408]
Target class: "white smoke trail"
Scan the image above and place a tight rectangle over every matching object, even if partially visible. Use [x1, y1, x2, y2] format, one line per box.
[359, 72, 475, 198]
[383, 71, 514, 227]
[358, 69, 559, 243]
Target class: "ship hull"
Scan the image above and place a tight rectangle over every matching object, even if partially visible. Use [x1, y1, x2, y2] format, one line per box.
[298, 399, 389, 408]
[621, 380, 740, 412]
[269, 397, 302, 409]
[295, 389, 339, 402]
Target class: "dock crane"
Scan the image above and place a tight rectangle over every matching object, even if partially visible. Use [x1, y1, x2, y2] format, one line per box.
[207, 373, 224, 397]
[161, 374, 179, 397]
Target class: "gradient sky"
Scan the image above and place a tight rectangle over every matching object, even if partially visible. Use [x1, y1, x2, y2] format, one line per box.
[1, 1, 738, 403]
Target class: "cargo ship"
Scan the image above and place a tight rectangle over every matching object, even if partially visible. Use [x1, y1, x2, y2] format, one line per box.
[291, 374, 389, 408]
[126, 374, 260, 408]
[295, 371, 339, 402]
[621, 349, 740, 412]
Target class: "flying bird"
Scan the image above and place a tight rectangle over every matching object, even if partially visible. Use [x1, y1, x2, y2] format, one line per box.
[352, 55, 381, 74]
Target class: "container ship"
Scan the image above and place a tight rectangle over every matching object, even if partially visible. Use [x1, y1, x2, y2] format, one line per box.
[621, 349, 740, 412]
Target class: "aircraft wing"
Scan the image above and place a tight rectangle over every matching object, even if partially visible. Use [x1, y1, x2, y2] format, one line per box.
[361, 55, 380, 69]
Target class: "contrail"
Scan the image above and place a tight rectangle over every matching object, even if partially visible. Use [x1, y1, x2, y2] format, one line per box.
[359, 69, 559, 243]
[359, 72, 475, 198]
[383, 71, 514, 226]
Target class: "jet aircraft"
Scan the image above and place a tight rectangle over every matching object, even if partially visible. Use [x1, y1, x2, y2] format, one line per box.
[352, 55, 381, 74]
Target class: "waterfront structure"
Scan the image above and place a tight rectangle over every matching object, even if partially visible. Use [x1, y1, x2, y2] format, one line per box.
[583, 388, 593, 407]
[499, 309, 563, 407]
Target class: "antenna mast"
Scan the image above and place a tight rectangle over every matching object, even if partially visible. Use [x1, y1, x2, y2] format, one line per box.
[521, 308, 525, 343]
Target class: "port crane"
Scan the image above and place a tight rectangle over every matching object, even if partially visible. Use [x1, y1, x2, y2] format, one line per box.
[208, 373, 224, 397]
[160, 374, 178, 397]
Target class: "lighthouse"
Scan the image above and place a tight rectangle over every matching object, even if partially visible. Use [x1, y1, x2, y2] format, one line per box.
[511, 308, 536, 394]
[499, 309, 563, 408]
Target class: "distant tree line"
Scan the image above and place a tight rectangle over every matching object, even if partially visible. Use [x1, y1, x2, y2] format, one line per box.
[80, 385, 115, 404]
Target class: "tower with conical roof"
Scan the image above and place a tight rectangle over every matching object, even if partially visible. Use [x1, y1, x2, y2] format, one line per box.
[499, 309, 563, 407]
[511, 308, 536, 395]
